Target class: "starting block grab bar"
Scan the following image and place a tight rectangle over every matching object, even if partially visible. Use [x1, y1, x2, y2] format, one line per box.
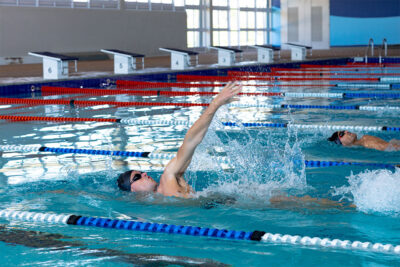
[285, 43, 312, 61]
[210, 46, 243, 66]
[249, 45, 281, 63]
[28, 51, 78, 80]
[101, 49, 145, 74]
[159, 47, 199, 70]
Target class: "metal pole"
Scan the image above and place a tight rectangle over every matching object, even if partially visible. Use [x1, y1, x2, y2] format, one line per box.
[267, 0, 270, 44]
[209, 0, 213, 46]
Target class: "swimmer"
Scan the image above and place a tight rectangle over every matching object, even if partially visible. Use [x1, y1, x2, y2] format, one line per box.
[328, 130, 400, 151]
[117, 82, 242, 198]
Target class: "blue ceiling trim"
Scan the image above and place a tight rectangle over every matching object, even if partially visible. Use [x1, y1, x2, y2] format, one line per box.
[330, 0, 400, 18]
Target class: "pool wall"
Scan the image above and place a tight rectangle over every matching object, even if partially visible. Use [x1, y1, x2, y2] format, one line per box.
[1, 57, 400, 97]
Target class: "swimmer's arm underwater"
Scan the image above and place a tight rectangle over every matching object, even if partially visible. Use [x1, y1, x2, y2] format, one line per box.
[357, 135, 390, 151]
[157, 82, 242, 197]
[270, 195, 356, 209]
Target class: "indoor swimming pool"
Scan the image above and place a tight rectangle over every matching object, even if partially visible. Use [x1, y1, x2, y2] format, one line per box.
[1, 59, 400, 266]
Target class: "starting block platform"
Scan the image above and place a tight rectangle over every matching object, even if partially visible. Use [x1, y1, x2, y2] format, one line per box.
[159, 47, 199, 70]
[28, 52, 78, 80]
[285, 43, 312, 61]
[101, 49, 145, 74]
[210, 46, 243, 66]
[249, 45, 281, 63]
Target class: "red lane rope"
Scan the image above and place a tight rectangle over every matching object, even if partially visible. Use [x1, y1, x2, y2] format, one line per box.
[228, 70, 400, 77]
[300, 64, 400, 69]
[270, 67, 400, 72]
[346, 62, 400, 66]
[42, 86, 282, 97]
[115, 80, 332, 88]
[0, 115, 118, 123]
[116, 80, 223, 88]
[176, 74, 379, 82]
[0, 97, 208, 107]
[228, 71, 271, 77]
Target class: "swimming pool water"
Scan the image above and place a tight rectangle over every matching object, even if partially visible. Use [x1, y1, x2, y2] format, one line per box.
[1, 64, 400, 266]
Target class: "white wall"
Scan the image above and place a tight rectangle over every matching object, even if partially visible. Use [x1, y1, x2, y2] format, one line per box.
[0, 6, 187, 64]
[280, 0, 330, 49]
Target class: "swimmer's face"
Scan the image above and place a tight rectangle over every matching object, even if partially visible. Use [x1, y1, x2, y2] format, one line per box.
[339, 130, 357, 146]
[129, 171, 158, 193]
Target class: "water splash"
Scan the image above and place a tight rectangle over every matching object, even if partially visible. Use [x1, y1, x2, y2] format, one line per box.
[333, 168, 400, 216]
[187, 105, 307, 204]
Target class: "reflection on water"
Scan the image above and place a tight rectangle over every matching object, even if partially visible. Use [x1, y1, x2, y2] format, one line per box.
[1, 70, 400, 265]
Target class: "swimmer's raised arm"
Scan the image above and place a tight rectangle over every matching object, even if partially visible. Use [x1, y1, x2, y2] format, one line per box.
[157, 82, 242, 197]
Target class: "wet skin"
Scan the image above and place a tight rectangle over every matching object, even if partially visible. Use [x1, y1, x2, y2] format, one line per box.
[339, 130, 398, 151]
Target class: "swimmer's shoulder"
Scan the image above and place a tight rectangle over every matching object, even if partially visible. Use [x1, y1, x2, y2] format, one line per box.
[359, 135, 388, 151]
[157, 172, 193, 198]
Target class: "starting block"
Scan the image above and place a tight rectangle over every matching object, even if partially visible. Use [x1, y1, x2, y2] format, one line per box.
[101, 49, 145, 74]
[249, 45, 281, 63]
[159, 47, 199, 70]
[285, 43, 312, 61]
[210, 46, 243, 66]
[28, 52, 78, 80]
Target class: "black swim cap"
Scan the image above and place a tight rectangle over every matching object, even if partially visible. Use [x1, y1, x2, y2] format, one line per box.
[117, 170, 133, 191]
[327, 132, 342, 145]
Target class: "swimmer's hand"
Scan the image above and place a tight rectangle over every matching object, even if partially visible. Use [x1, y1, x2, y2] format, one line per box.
[212, 82, 242, 107]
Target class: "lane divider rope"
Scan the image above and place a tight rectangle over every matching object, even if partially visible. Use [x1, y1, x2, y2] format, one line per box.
[270, 67, 400, 72]
[380, 77, 400, 83]
[42, 86, 283, 97]
[175, 74, 380, 82]
[116, 80, 332, 88]
[1, 98, 399, 112]
[2, 115, 400, 132]
[0, 210, 399, 255]
[336, 83, 391, 89]
[0, 145, 397, 170]
[228, 70, 400, 77]
[301, 64, 400, 68]
[42, 86, 400, 99]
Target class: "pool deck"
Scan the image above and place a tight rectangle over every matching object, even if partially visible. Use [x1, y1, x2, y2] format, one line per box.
[0, 46, 399, 85]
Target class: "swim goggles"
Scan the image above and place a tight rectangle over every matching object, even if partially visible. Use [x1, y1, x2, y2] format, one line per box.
[131, 172, 143, 185]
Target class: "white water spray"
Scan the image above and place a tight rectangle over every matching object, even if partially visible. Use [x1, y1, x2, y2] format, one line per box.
[333, 168, 400, 215]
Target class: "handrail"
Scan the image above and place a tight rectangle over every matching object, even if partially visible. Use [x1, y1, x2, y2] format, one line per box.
[379, 38, 387, 63]
[365, 38, 374, 63]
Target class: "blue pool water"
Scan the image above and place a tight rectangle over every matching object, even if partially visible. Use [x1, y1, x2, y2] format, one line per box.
[1, 62, 400, 265]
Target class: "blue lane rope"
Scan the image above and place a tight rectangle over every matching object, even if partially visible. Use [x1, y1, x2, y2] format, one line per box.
[220, 122, 400, 132]
[281, 92, 400, 99]
[71, 215, 252, 240]
[39, 146, 150, 158]
[303, 160, 397, 169]
[272, 92, 400, 99]
[380, 77, 400, 83]
[343, 92, 400, 99]
[0, 210, 399, 255]
[0, 145, 398, 170]
[2, 115, 400, 131]
[336, 83, 391, 89]
[227, 103, 400, 112]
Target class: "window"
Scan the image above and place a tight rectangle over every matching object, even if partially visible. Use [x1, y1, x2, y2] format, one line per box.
[213, 10, 228, 29]
[13, 0, 272, 48]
